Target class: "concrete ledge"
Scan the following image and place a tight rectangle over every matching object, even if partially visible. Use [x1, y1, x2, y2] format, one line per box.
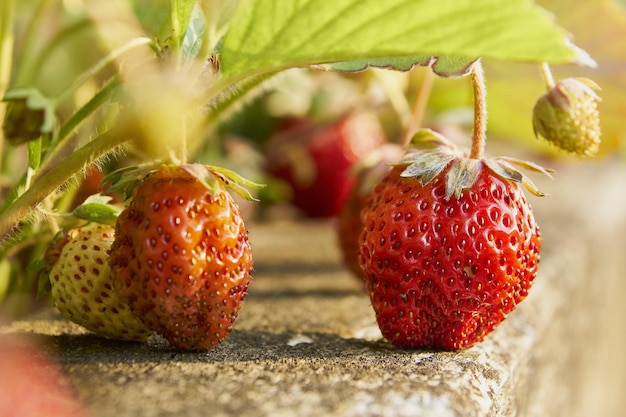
[2, 162, 625, 417]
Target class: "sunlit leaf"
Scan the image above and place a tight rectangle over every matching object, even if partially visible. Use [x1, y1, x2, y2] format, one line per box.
[220, 0, 592, 82]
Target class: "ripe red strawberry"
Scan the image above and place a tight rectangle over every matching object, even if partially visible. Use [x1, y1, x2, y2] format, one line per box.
[0, 334, 91, 417]
[265, 112, 385, 217]
[359, 134, 547, 350]
[109, 164, 253, 350]
[337, 144, 405, 280]
[45, 223, 152, 341]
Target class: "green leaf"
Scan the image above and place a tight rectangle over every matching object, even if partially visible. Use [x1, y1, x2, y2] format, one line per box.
[220, 0, 593, 82]
[72, 194, 122, 226]
[171, 0, 197, 50]
[26, 138, 41, 172]
[182, 2, 205, 58]
[205, 164, 266, 201]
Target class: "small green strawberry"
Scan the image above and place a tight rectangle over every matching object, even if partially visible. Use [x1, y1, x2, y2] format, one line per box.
[359, 130, 549, 350]
[109, 164, 254, 350]
[532, 77, 601, 156]
[45, 223, 152, 341]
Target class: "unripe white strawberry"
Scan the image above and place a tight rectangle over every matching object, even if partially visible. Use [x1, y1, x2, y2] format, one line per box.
[45, 224, 152, 341]
[532, 77, 601, 157]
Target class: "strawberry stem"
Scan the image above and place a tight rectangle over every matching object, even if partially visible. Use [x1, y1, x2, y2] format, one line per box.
[539, 62, 556, 90]
[0, 127, 130, 248]
[469, 61, 487, 160]
[401, 67, 435, 147]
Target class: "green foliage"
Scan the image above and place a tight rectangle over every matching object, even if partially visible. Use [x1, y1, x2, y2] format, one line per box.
[219, 0, 590, 82]
[72, 195, 122, 227]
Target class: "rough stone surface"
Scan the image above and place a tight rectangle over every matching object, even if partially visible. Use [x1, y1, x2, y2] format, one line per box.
[2, 161, 625, 417]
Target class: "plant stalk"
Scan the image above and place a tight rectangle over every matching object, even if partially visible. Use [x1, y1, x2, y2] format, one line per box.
[42, 77, 121, 173]
[469, 61, 487, 160]
[539, 62, 556, 90]
[0, 128, 130, 248]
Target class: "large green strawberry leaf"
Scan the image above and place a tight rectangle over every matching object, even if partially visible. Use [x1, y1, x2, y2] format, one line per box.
[485, 0, 626, 155]
[219, 0, 593, 82]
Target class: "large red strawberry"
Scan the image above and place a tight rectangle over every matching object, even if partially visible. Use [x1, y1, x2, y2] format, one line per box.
[264, 112, 385, 217]
[337, 144, 405, 280]
[109, 164, 253, 350]
[359, 130, 548, 350]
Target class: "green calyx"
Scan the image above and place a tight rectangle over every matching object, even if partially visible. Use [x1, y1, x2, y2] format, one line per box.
[72, 194, 122, 226]
[398, 129, 554, 200]
[182, 164, 265, 202]
[104, 162, 265, 203]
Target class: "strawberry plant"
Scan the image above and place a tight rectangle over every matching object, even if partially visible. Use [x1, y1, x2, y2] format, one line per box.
[0, 0, 611, 349]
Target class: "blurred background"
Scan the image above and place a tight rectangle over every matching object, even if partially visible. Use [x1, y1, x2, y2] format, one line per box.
[0, 0, 625, 416]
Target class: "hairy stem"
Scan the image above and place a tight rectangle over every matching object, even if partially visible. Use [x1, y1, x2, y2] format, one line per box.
[43, 77, 121, 172]
[58, 77, 121, 142]
[469, 61, 487, 160]
[0, 128, 129, 248]
[199, 70, 279, 139]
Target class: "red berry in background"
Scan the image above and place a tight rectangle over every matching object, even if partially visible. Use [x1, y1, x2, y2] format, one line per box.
[359, 131, 547, 350]
[0, 335, 92, 417]
[109, 165, 253, 350]
[265, 112, 385, 217]
[71, 167, 106, 209]
[337, 144, 405, 280]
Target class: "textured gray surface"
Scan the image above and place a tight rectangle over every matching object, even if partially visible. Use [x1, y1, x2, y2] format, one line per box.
[2, 162, 625, 417]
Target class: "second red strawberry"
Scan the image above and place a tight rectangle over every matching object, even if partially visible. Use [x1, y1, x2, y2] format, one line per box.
[109, 165, 253, 350]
